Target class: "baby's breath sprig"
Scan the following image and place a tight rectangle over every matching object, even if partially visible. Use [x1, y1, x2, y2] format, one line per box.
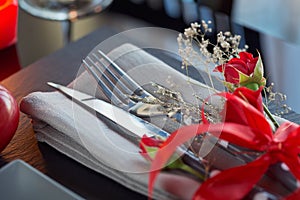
[264, 83, 291, 117]
[177, 20, 248, 70]
[177, 21, 248, 91]
[137, 82, 219, 125]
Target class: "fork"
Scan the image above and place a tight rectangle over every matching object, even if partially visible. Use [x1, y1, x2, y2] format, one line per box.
[82, 50, 179, 119]
[83, 50, 185, 134]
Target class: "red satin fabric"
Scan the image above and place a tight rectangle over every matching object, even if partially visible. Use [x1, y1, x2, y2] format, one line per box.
[148, 92, 300, 200]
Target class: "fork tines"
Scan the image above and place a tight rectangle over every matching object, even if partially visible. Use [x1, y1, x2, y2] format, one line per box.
[82, 50, 150, 109]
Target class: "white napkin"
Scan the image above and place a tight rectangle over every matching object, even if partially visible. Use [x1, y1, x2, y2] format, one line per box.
[20, 43, 218, 200]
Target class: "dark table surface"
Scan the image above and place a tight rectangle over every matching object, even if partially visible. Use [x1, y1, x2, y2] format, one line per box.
[1, 25, 300, 200]
[0, 27, 148, 200]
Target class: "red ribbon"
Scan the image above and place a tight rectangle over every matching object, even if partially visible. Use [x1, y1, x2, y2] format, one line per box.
[148, 91, 300, 200]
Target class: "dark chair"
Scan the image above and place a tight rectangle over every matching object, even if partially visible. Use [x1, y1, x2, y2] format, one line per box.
[196, 0, 233, 32]
[195, 0, 260, 55]
[110, 0, 261, 55]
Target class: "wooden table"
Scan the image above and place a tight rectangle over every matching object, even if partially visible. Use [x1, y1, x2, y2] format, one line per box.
[0, 27, 147, 199]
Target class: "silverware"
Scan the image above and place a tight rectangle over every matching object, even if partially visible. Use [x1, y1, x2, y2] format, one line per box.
[48, 82, 280, 199]
[82, 50, 176, 118]
[82, 50, 252, 169]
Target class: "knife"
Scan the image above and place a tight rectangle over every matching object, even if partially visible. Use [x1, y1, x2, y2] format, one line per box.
[47, 82, 206, 173]
[47, 82, 281, 199]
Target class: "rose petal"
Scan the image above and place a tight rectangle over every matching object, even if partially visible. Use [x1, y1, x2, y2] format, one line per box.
[223, 66, 240, 84]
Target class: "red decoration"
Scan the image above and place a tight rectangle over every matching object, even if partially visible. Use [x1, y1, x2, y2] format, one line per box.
[139, 135, 163, 161]
[232, 86, 264, 113]
[214, 52, 258, 84]
[148, 90, 300, 200]
[0, 0, 18, 50]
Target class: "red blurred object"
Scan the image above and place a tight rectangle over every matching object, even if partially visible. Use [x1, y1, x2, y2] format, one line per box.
[0, 0, 18, 50]
[0, 45, 21, 80]
[0, 84, 19, 152]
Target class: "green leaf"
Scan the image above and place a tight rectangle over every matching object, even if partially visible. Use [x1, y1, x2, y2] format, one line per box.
[245, 82, 259, 91]
[253, 52, 264, 84]
[166, 155, 204, 180]
[239, 72, 251, 85]
[143, 144, 205, 180]
[144, 146, 160, 160]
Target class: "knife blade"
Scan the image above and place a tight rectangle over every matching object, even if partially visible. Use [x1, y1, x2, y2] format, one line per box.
[47, 82, 169, 139]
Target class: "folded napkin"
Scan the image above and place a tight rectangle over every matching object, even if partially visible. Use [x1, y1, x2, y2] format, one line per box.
[21, 43, 220, 199]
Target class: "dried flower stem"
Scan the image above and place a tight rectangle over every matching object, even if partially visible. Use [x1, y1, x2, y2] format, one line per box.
[263, 104, 280, 129]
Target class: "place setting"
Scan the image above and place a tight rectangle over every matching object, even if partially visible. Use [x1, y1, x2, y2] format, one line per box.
[17, 22, 300, 200]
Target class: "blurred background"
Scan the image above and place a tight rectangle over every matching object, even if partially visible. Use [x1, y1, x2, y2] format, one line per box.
[1, 0, 300, 113]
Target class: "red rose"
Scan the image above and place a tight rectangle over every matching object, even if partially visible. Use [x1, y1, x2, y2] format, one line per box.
[214, 52, 258, 84]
